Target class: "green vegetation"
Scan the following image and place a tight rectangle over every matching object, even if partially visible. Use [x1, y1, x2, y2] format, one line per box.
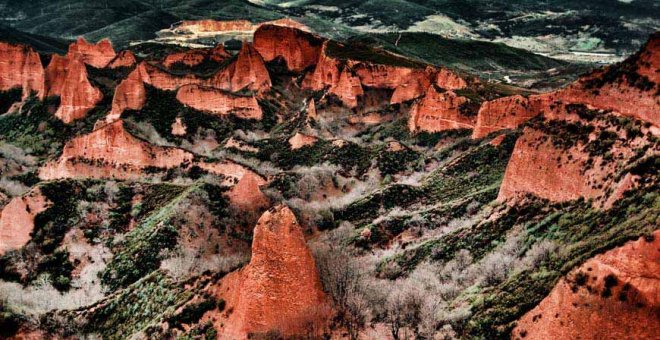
[351, 32, 566, 72]
[467, 187, 659, 338]
[0, 88, 22, 114]
[325, 39, 426, 69]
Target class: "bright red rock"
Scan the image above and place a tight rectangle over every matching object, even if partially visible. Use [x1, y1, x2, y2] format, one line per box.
[0, 42, 45, 99]
[408, 86, 474, 132]
[68, 37, 116, 68]
[176, 84, 262, 119]
[253, 24, 324, 72]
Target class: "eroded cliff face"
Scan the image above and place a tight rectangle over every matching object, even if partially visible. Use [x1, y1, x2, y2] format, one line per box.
[54, 56, 103, 123]
[0, 42, 45, 99]
[408, 86, 474, 132]
[512, 231, 660, 340]
[435, 68, 468, 90]
[107, 67, 146, 122]
[0, 189, 50, 255]
[162, 45, 230, 69]
[253, 24, 324, 72]
[176, 85, 262, 119]
[210, 42, 271, 93]
[39, 120, 193, 180]
[226, 171, 270, 213]
[498, 128, 602, 203]
[107, 50, 137, 69]
[391, 67, 434, 104]
[67, 37, 116, 68]
[472, 95, 547, 138]
[353, 63, 413, 89]
[211, 205, 330, 338]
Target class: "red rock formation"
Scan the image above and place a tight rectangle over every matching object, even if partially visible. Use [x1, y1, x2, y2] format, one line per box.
[211, 205, 330, 338]
[107, 67, 146, 122]
[176, 85, 262, 119]
[210, 42, 271, 93]
[497, 128, 604, 203]
[302, 43, 341, 91]
[44, 54, 69, 97]
[39, 120, 193, 180]
[435, 68, 467, 90]
[472, 95, 543, 138]
[288, 132, 318, 149]
[54, 56, 103, 123]
[139, 62, 202, 91]
[178, 19, 255, 32]
[353, 63, 413, 89]
[0, 42, 45, 99]
[512, 231, 660, 340]
[163, 50, 207, 68]
[330, 66, 364, 108]
[68, 37, 116, 68]
[306, 98, 318, 120]
[391, 67, 433, 104]
[408, 87, 474, 132]
[210, 44, 231, 61]
[107, 50, 137, 69]
[226, 171, 270, 212]
[171, 117, 187, 136]
[0, 189, 50, 255]
[253, 24, 325, 72]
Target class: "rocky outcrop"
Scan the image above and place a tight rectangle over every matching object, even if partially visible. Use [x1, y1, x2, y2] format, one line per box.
[107, 50, 137, 69]
[435, 68, 467, 90]
[354, 63, 413, 89]
[53, 56, 103, 123]
[212, 205, 330, 338]
[107, 67, 146, 122]
[171, 117, 187, 136]
[39, 120, 193, 180]
[253, 24, 324, 72]
[472, 95, 544, 138]
[44, 54, 69, 97]
[227, 171, 270, 212]
[67, 37, 116, 68]
[408, 87, 474, 132]
[498, 128, 608, 203]
[138, 62, 202, 91]
[288, 132, 318, 149]
[391, 67, 433, 104]
[210, 42, 271, 93]
[176, 85, 262, 119]
[0, 189, 50, 255]
[512, 231, 660, 340]
[331, 66, 364, 108]
[0, 42, 45, 99]
[162, 45, 230, 69]
[302, 44, 341, 91]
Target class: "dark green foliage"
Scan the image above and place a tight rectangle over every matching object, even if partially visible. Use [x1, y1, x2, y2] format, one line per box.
[32, 180, 82, 253]
[0, 96, 68, 157]
[10, 171, 41, 187]
[125, 85, 265, 145]
[0, 304, 24, 338]
[583, 33, 658, 93]
[376, 147, 420, 175]
[135, 184, 187, 220]
[352, 32, 566, 72]
[37, 250, 74, 291]
[168, 297, 217, 329]
[0, 88, 22, 114]
[108, 185, 134, 233]
[466, 185, 659, 338]
[101, 222, 178, 291]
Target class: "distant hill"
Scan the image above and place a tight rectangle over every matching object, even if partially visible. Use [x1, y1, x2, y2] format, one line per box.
[0, 25, 69, 54]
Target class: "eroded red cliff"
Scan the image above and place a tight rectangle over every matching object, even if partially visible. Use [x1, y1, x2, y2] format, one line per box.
[0, 189, 50, 255]
[39, 120, 193, 180]
[210, 205, 330, 338]
[176, 84, 262, 119]
[408, 86, 474, 132]
[253, 24, 324, 72]
[68, 37, 116, 68]
[53, 56, 103, 123]
[107, 50, 137, 69]
[512, 231, 660, 340]
[0, 42, 45, 99]
[107, 67, 146, 122]
[210, 42, 271, 93]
